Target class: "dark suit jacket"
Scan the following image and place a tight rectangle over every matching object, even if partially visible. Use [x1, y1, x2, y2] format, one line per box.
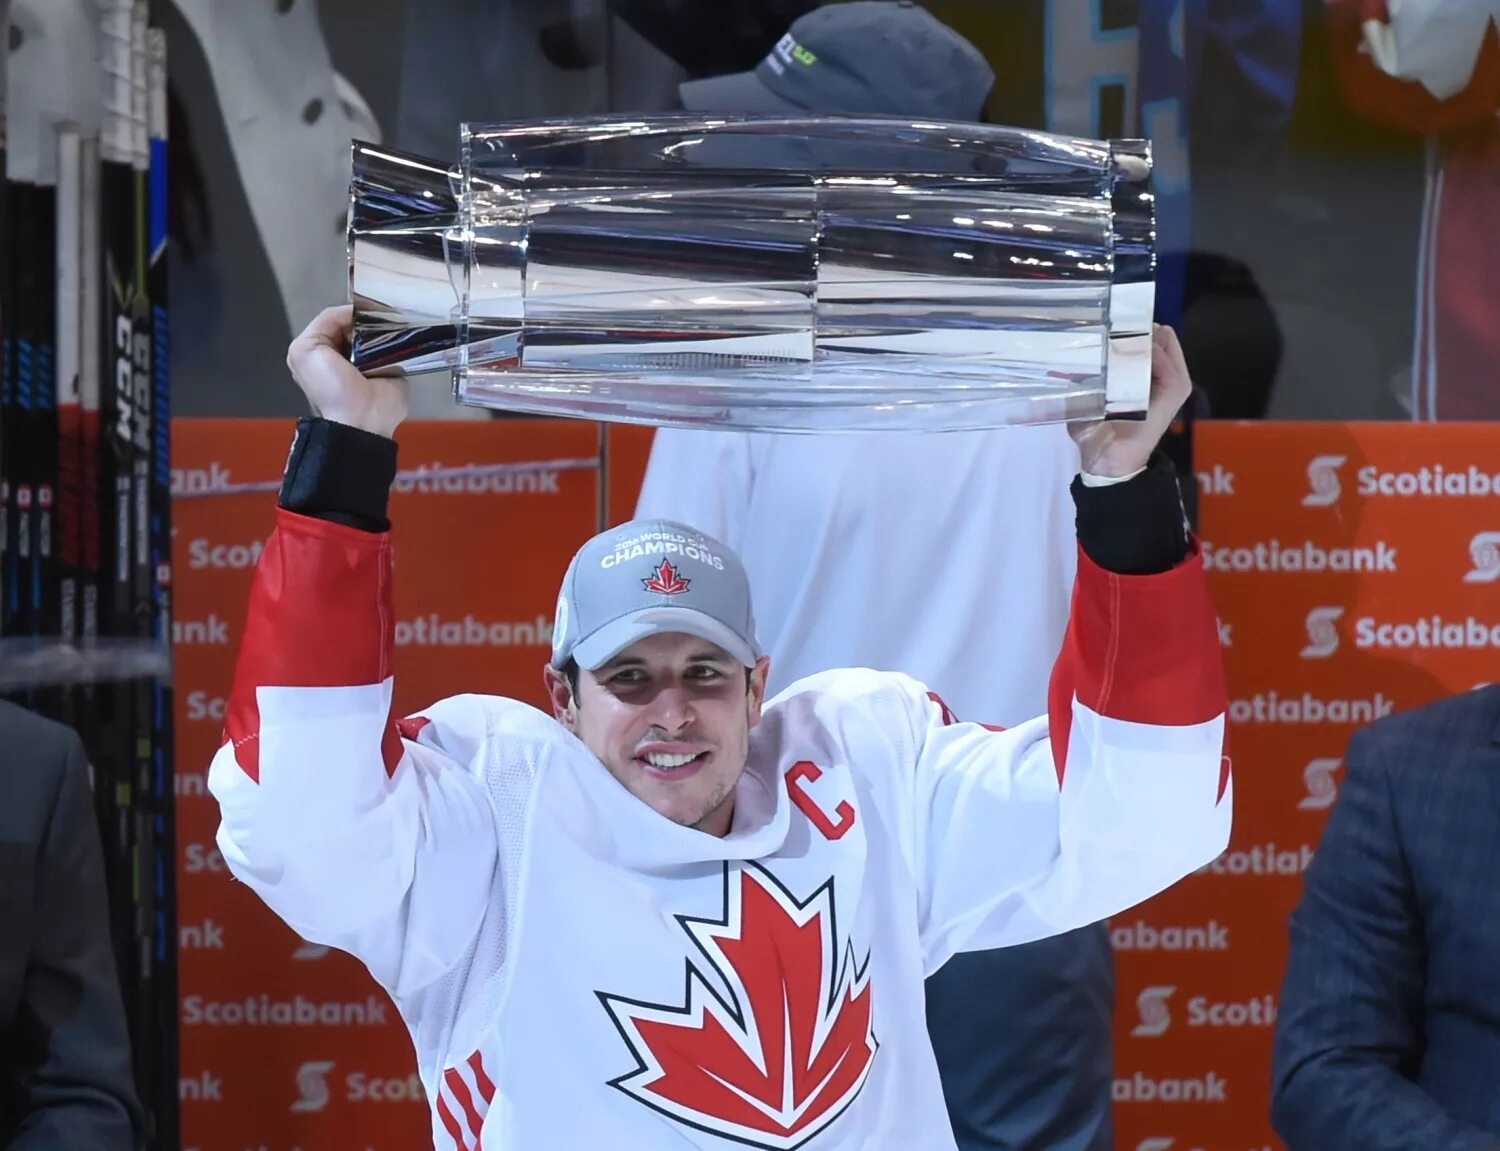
[0, 701, 141, 1150]
[1271, 684, 1500, 1151]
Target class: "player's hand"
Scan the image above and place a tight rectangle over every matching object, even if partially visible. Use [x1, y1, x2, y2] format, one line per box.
[286, 305, 409, 439]
[1068, 324, 1192, 478]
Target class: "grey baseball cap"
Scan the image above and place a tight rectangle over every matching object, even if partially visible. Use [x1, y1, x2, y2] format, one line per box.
[678, 1, 994, 120]
[551, 519, 762, 671]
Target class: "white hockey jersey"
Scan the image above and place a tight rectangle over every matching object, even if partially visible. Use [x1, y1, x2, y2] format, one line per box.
[208, 507, 1233, 1151]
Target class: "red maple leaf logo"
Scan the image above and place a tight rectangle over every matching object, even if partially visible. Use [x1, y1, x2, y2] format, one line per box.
[642, 559, 690, 595]
[598, 864, 877, 1149]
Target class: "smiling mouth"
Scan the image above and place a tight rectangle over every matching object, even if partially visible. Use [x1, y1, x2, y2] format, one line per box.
[636, 751, 709, 776]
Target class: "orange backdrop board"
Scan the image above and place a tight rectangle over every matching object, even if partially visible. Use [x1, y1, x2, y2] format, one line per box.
[604, 422, 656, 528]
[172, 416, 1498, 1150]
[1111, 420, 1498, 1151]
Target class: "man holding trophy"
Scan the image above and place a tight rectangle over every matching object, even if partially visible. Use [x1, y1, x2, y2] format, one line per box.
[205, 292, 1230, 1148]
[206, 56, 1227, 1146]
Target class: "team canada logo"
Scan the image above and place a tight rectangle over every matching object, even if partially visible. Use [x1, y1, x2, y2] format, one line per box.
[597, 863, 877, 1148]
[643, 559, 691, 595]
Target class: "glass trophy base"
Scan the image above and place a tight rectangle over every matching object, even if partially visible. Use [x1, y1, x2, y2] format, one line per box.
[454, 364, 1111, 433]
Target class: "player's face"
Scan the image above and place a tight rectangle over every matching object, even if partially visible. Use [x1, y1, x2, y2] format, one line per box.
[548, 633, 770, 837]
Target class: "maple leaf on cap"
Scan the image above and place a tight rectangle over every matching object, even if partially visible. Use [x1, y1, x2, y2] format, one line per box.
[598, 863, 877, 1149]
[642, 559, 690, 595]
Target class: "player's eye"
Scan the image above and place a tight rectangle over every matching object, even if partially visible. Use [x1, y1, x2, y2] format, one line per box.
[687, 665, 725, 681]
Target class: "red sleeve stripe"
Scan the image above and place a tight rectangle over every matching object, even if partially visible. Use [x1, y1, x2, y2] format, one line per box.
[1048, 542, 1227, 784]
[927, 692, 959, 726]
[436, 1093, 468, 1150]
[436, 1048, 495, 1149]
[468, 1051, 496, 1104]
[223, 508, 400, 783]
[444, 1068, 486, 1143]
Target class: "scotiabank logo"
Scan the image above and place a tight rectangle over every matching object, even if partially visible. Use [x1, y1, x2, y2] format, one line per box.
[179, 1072, 223, 1102]
[1133, 987, 1277, 1036]
[1298, 758, 1341, 811]
[394, 614, 553, 648]
[179, 918, 226, 950]
[185, 691, 226, 724]
[1112, 1072, 1227, 1103]
[1359, 463, 1500, 498]
[1111, 919, 1228, 953]
[291, 1061, 334, 1113]
[187, 537, 264, 570]
[184, 844, 227, 874]
[171, 462, 232, 495]
[1301, 458, 1500, 504]
[1301, 606, 1343, 659]
[1201, 842, 1315, 877]
[1202, 539, 1396, 574]
[1301, 454, 1345, 507]
[175, 771, 207, 798]
[348, 1071, 426, 1102]
[1355, 614, 1500, 650]
[1132, 986, 1174, 1037]
[181, 994, 390, 1027]
[392, 461, 561, 495]
[1196, 464, 1235, 495]
[1187, 994, 1277, 1028]
[1228, 691, 1394, 725]
[291, 1062, 425, 1112]
[173, 613, 231, 646]
[1464, 532, 1500, 584]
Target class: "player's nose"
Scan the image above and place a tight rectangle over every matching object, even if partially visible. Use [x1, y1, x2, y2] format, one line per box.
[644, 684, 694, 733]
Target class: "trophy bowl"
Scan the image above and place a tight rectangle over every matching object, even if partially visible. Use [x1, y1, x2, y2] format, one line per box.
[346, 113, 1155, 433]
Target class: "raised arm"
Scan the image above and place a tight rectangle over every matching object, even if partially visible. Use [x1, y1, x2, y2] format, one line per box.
[905, 326, 1231, 968]
[207, 307, 498, 998]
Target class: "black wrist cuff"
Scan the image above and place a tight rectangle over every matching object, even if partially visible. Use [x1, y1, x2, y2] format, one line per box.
[1072, 452, 1191, 575]
[277, 417, 398, 532]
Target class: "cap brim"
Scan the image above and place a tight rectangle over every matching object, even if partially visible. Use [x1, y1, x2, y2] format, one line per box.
[570, 607, 759, 671]
[678, 69, 802, 113]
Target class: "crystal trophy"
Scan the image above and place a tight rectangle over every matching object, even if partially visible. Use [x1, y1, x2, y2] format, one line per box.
[346, 114, 1155, 432]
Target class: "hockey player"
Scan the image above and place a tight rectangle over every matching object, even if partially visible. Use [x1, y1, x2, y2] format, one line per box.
[207, 305, 1233, 1151]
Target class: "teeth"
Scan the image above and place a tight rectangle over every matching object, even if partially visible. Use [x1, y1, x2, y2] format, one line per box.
[644, 752, 699, 769]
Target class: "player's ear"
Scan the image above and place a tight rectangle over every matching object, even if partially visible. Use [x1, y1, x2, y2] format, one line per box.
[746, 656, 771, 728]
[543, 663, 578, 731]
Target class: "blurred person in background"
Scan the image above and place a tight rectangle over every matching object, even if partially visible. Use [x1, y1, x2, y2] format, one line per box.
[1271, 683, 1500, 1148]
[635, 4, 1115, 1148]
[1323, 0, 1500, 421]
[0, 700, 140, 1150]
